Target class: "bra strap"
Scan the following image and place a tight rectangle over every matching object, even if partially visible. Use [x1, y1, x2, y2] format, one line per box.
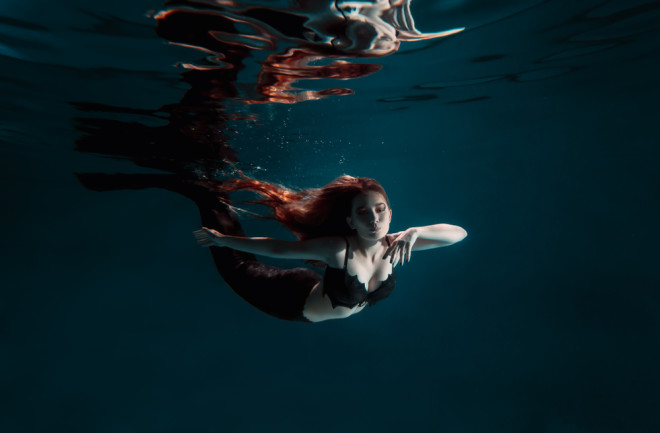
[343, 237, 349, 268]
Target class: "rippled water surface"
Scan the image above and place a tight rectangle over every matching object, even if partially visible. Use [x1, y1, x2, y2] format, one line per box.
[2, 1, 659, 432]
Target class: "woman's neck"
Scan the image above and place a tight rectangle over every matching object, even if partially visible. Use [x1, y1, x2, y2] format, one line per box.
[353, 235, 387, 259]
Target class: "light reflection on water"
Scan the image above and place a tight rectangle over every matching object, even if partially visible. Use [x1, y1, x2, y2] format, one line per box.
[152, 0, 463, 104]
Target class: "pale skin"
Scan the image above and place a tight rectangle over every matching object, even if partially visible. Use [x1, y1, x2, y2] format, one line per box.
[194, 190, 467, 322]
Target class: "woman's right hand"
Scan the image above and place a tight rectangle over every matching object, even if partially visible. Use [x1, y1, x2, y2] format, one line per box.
[193, 227, 226, 247]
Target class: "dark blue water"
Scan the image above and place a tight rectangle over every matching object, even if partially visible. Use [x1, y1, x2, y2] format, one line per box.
[2, 1, 659, 432]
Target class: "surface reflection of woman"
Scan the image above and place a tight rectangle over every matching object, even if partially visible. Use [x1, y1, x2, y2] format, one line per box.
[192, 174, 466, 323]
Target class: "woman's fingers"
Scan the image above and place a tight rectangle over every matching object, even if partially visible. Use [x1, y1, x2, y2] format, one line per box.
[383, 243, 395, 261]
[392, 241, 413, 267]
[393, 247, 402, 267]
[194, 229, 210, 238]
[193, 230, 210, 247]
[398, 242, 408, 267]
[193, 228, 217, 247]
[392, 241, 403, 267]
[390, 244, 398, 266]
[383, 239, 412, 267]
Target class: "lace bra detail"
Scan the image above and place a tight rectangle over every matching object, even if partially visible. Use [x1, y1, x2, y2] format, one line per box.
[322, 237, 396, 309]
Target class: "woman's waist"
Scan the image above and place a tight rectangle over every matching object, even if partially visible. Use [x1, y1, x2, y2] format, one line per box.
[302, 281, 366, 321]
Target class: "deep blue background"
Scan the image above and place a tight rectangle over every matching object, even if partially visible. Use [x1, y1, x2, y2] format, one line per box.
[1, 0, 659, 432]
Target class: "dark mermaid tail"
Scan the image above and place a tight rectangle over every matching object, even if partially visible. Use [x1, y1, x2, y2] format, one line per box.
[77, 173, 317, 323]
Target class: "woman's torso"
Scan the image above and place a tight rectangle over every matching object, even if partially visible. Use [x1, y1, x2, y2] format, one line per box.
[302, 235, 395, 322]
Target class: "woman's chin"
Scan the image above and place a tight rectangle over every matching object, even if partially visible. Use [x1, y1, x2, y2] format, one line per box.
[360, 229, 385, 240]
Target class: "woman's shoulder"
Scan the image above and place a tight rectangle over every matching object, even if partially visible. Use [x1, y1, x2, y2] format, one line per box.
[312, 235, 348, 268]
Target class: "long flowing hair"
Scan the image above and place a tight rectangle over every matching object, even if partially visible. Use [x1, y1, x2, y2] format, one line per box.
[206, 172, 390, 240]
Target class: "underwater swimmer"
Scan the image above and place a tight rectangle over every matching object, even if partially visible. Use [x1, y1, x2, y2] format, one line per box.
[193, 175, 466, 323]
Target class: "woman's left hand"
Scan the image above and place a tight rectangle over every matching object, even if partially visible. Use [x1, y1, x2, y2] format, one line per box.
[383, 228, 419, 267]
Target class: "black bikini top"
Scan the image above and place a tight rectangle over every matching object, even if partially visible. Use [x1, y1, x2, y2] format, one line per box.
[322, 237, 396, 309]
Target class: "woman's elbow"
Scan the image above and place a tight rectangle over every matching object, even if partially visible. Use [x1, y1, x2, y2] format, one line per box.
[448, 225, 467, 244]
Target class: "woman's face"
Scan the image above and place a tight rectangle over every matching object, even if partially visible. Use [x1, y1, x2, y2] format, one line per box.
[347, 190, 392, 240]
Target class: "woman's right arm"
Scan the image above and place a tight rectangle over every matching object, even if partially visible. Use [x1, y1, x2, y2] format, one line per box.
[194, 228, 341, 263]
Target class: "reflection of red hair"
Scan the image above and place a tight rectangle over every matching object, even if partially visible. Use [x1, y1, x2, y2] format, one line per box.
[247, 48, 382, 104]
[207, 173, 389, 240]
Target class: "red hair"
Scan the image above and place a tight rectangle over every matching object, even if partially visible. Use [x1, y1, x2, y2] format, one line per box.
[206, 173, 390, 240]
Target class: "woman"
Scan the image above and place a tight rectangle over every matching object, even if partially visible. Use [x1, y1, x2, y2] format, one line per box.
[193, 174, 467, 323]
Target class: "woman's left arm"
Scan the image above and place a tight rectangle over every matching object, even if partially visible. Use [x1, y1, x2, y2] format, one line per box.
[384, 224, 467, 266]
[407, 224, 468, 251]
